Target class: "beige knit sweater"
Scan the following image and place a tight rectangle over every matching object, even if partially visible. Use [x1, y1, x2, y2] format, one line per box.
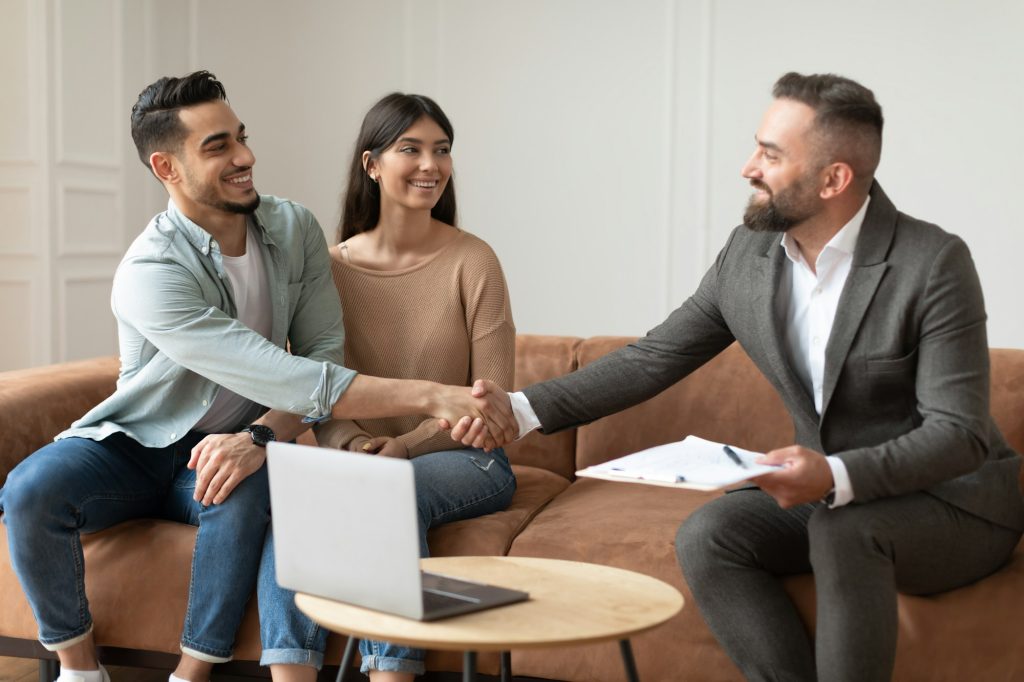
[314, 230, 515, 456]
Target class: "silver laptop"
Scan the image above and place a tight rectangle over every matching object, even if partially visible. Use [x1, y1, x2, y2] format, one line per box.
[266, 441, 529, 621]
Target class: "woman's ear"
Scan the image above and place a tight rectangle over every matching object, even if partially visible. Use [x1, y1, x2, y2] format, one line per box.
[362, 151, 376, 181]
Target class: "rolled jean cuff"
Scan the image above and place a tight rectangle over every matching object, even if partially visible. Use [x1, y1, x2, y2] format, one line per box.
[180, 643, 233, 664]
[40, 624, 93, 652]
[260, 647, 324, 670]
[360, 654, 426, 676]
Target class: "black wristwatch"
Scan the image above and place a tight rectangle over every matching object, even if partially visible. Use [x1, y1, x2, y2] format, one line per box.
[242, 424, 276, 447]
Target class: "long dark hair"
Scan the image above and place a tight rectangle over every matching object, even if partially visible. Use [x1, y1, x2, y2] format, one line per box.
[338, 93, 457, 242]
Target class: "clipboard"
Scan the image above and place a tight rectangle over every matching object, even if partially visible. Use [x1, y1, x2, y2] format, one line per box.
[576, 435, 782, 490]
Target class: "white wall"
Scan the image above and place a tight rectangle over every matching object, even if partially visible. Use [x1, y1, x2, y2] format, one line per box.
[3, 0, 1023, 370]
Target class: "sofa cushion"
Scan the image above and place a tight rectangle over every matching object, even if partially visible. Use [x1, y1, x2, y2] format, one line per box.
[506, 477, 1024, 682]
[505, 335, 581, 480]
[574, 339, 794, 472]
[990, 349, 1024, 490]
[428, 465, 570, 556]
[506, 478, 737, 682]
[0, 518, 201, 655]
[0, 463, 569, 667]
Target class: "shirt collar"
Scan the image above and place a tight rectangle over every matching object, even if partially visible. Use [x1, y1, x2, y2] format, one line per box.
[166, 197, 273, 253]
[780, 195, 870, 267]
[166, 198, 214, 254]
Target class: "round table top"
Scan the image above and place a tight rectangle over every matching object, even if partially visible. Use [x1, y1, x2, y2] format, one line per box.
[295, 555, 684, 652]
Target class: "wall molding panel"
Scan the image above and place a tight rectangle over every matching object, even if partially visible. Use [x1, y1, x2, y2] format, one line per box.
[53, 0, 121, 169]
[57, 274, 116, 362]
[0, 0, 130, 368]
[0, 185, 35, 255]
[0, 0, 34, 164]
[57, 181, 123, 257]
[0, 280, 34, 371]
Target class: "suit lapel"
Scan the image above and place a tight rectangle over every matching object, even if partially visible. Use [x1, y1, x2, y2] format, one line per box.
[751, 236, 819, 420]
[820, 183, 897, 418]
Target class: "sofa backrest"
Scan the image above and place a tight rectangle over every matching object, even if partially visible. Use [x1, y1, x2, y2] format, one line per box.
[990, 349, 1024, 490]
[0, 357, 120, 485]
[3, 341, 1022, 490]
[504, 335, 581, 480]
[574, 339, 1024, 492]
[574, 339, 793, 471]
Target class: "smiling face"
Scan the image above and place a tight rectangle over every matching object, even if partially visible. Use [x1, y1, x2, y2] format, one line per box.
[172, 100, 259, 220]
[367, 115, 452, 214]
[740, 98, 824, 232]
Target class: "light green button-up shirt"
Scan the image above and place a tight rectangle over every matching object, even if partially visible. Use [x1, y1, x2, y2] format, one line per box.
[59, 195, 356, 447]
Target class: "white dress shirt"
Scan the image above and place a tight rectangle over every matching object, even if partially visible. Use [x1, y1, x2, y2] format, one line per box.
[510, 197, 871, 508]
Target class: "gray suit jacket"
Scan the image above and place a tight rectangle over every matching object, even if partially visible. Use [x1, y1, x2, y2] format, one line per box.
[525, 183, 1024, 532]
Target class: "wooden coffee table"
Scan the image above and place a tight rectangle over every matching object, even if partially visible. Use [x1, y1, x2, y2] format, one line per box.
[295, 555, 684, 682]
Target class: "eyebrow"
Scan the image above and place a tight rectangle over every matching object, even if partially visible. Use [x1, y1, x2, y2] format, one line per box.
[200, 123, 246, 148]
[397, 136, 451, 146]
[755, 135, 783, 154]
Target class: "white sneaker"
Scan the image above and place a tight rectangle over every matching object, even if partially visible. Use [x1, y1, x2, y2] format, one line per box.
[54, 664, 110, 682]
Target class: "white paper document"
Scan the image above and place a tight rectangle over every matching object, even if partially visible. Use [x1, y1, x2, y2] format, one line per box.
[576, 435, 783, 491]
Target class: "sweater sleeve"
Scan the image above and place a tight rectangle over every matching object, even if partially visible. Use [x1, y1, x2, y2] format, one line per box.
[399, 237, 516, 457]
[314, 417, 373, 451]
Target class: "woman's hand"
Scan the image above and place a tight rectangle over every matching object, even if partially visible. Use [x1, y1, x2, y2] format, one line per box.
[358, 436, 410, 459]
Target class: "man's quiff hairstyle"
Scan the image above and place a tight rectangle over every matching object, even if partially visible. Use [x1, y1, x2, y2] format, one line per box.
[773, 72, 884, 189]
[130, 70, 228, 171]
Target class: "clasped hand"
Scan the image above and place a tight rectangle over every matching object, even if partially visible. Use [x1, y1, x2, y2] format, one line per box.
[436, 379, 517, 451]
[188, 432, 266, 505]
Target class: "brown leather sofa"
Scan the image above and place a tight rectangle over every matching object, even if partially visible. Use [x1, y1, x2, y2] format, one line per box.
[2, 335, 1023, 681]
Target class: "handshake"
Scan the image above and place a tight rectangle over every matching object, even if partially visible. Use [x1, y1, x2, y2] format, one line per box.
[435, 380, 518, 451]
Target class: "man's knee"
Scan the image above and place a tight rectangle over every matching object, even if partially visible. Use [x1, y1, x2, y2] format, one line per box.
[1, 451, 72, 523]
[676, 500, 732, 579]
[217, 465, 270, 516]
[807, 505, 892, 569]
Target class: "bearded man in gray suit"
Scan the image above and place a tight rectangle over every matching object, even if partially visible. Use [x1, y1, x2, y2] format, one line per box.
[452, 72, 1024, 681]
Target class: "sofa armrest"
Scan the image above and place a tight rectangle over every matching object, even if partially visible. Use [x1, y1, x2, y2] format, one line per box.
[0, 357, 119, 485]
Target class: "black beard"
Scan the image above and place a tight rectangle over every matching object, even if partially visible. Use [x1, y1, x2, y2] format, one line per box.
[219, 194, 261, 215]
[743, 195, 799, 233]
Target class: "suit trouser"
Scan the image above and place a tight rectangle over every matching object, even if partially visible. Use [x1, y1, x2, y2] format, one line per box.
[676, 488, 1021, 682]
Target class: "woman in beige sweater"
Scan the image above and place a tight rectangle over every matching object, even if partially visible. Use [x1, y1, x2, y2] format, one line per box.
[257, 94, 517, 682]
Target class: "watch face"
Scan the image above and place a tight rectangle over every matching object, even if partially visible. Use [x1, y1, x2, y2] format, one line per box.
[245, 424, 276, 446]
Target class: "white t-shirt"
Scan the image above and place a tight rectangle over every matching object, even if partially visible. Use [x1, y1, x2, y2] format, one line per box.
[193, 222, 273, 433]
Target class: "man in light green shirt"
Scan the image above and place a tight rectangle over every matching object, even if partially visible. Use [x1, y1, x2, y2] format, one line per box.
[0, 71, 513, 682]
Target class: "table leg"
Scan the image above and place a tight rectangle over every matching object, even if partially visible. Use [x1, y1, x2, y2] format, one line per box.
[462, 650, 477, 682]
[619, 639, 640, 682]
[335, 636, 359, 682]
[39, 658, 58, 682]
[499, 651, 511, 682]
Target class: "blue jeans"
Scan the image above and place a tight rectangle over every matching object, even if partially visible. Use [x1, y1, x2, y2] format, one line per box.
[0, 432, 270, 661]
[258, 447, 516, 674]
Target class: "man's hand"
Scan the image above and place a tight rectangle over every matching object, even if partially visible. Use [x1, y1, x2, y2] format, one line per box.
[188, 433, 266, 505]
[358, 436, 410, 459]
[750, 445, 833, 509]
[432, 380, 516, 450]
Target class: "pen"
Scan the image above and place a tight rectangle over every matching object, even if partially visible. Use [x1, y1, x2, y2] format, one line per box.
[722, 445, 748, 469]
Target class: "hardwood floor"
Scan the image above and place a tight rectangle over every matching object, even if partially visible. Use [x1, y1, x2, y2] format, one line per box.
[0, 657, 169, 682]
[0, 656, 36, 682]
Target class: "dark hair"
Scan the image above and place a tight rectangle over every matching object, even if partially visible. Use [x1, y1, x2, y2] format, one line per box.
[772, 72, 884, 187]
[338, 93, 457, 242]
[130, 70, 228, 171]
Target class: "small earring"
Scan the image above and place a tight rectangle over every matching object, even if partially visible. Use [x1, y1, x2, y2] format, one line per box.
[369, 173, 378, 183]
